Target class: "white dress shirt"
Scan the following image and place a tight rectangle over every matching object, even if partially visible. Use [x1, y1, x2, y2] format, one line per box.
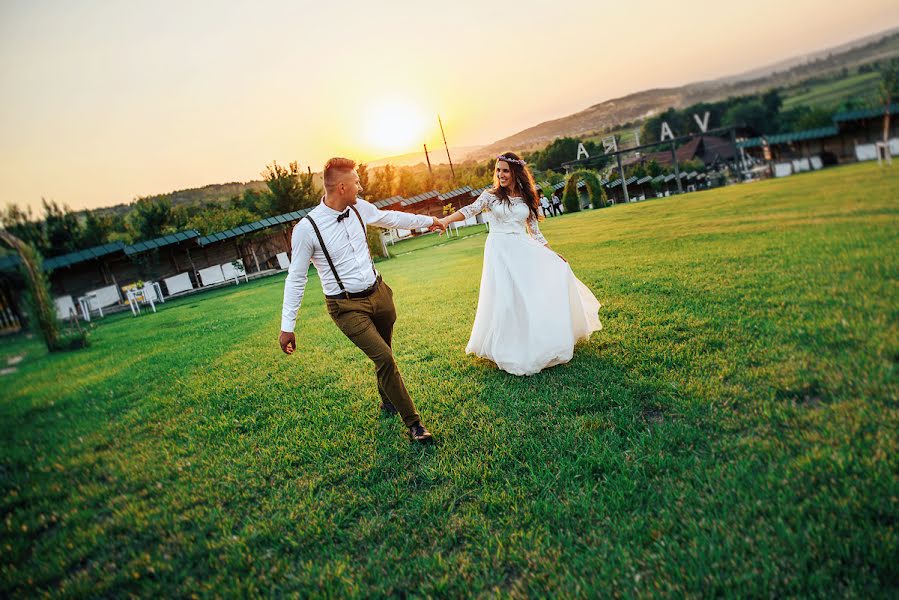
[280, 198, 434, 332]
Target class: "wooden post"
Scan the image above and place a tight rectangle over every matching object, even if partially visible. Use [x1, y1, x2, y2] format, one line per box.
[616, 152, 630, 203]
[670, 142, 684, 194]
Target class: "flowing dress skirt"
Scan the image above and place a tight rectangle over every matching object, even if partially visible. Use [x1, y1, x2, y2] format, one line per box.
[466, 232, 602, 376]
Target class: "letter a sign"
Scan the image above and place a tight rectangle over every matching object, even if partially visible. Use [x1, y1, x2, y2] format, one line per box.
[660, 122, 675, 142]
[576, 143, 590, 160]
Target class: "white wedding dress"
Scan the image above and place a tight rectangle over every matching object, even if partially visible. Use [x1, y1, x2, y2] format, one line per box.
[460, 190, 602, 376]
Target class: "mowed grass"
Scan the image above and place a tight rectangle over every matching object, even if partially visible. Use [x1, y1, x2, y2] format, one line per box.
[387, 224, 488, 257]
[782, 71, 883, 111]
[2, 162, 898, 597]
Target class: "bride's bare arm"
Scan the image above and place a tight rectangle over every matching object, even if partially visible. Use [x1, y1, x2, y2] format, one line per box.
[439, 191, 490, 229]
[437, 211, 467, 228]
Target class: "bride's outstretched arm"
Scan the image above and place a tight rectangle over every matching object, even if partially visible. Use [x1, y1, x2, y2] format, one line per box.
[437, 210, 467, 229]
[438, 190, 490, 229]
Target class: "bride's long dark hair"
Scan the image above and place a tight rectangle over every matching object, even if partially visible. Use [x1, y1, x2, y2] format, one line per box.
[491, 151, 542, 221]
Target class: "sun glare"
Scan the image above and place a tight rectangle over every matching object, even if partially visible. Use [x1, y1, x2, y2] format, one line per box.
[363, 98, 427, 155]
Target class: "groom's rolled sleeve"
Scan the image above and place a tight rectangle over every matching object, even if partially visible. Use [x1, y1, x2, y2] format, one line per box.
[280, 221, 314, 332]
[356, 198, 434, 230]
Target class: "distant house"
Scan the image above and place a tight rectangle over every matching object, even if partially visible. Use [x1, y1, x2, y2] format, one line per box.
[631, 135, 737, 168]
[737, 104, 899, 165]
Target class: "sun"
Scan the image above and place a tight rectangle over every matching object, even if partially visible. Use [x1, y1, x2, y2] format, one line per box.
[363, 98, 427, 155]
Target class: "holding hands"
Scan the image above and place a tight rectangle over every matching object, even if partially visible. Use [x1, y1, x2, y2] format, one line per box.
[428, 217, 447, 233]
[279, 331, 296, 355]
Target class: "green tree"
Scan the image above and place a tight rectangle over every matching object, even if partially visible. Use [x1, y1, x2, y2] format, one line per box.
[263, 161, 319, 215]
[187, 206, 257, 236]
[357, 163, 371, 199]
[646, 160, 665, 177]
[641, 107, 688, 145]
[530, 137, 601, 171]
[369, 164, 397, 200]
[396, 169, 422, 198]
[128, 197, 174, 241]
[762, 89, 783, 118]
[0, 203, 44, 252]
[880, 63, 898, 146]
[232, 188, 274, 217]
[79, 211, 122, 248]
[723, 100, 770, 135]
[41, 199, 83, 257]
[780, 106, 833, 131]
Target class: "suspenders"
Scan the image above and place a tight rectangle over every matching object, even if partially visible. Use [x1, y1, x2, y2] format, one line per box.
[305, 205, 378, 298]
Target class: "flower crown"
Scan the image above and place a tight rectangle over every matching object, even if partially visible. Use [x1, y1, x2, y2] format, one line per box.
[496, 155, 526, 166]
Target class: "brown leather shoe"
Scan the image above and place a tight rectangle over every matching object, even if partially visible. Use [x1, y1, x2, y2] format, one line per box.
[407, 422, 434, 443]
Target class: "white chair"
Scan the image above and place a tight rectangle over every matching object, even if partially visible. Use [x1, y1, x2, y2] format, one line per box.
[221, 259, 249, 284]
[198, 265, 225, 286]
[126, 287, 156, 315]
[163, 272, 193, 296]
[55, 295, 77, 321]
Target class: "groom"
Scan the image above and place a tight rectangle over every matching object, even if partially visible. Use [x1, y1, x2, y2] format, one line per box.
[279, 157, 444, 443]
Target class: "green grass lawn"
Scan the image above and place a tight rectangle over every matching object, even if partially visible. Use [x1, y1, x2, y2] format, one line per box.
[385, 224, 488, 258]
[783, 71, 883, 111]
[2, 162, 898, 597]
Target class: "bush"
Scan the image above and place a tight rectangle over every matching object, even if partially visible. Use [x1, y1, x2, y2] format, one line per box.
[366, 226, 387, 259]
[563, 170, 607, 212]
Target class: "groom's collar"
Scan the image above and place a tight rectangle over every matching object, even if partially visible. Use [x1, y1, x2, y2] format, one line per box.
[319, 197, 362, 216]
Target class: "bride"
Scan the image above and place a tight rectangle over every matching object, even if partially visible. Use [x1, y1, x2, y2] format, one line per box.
[438, 152, 602, 376]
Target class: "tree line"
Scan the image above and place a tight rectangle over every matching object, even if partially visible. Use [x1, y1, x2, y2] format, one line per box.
[0, 158, 497, 260]
[6, 62, 896, 260]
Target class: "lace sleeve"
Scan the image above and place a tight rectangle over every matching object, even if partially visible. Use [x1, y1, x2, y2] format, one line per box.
[527, 212, 548, 245]
[459, 190, 490, 220]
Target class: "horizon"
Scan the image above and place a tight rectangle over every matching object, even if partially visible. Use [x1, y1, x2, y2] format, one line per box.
[1, 0, 898, 212]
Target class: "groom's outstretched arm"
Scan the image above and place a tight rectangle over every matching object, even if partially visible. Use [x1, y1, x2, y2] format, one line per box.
[355, 198, 444, 231]
[279, 221, 315, 355]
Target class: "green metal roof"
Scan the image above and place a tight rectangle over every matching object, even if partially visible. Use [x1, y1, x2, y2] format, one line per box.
[124, 230, 199, 255]
[608, 176, 639, 188]
[832, 103, 899, 123]
[44, 241, 127, 270]
[401, 191, 439, 206]
[0, 241, 123, 272]
[374, 195, 404, 208]
[197, 209, 310, 246]
[737, 125, 839, 149]
[439, 186, 473, 200]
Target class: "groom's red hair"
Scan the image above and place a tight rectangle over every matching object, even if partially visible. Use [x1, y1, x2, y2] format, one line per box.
[323, 157, 356, 190]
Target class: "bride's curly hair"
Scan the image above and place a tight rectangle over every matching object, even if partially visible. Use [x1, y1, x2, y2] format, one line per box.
[491, 151, 542, 221]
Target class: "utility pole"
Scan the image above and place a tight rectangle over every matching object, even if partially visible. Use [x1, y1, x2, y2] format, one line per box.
[423, 143, 433, 176]
[438, 115, 456, 180]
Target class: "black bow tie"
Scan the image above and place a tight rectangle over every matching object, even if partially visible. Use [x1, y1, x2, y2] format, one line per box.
[336, 209, 350, 222]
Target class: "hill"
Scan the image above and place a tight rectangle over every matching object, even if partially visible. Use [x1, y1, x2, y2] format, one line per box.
[471, 28, 899, 159]
[366, 146, 484, 168]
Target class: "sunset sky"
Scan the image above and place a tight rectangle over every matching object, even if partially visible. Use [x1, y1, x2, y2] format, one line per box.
[1, 0, 897, 211]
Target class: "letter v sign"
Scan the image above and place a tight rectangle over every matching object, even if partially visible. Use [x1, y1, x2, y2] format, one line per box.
[693, 111, 710, 133]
